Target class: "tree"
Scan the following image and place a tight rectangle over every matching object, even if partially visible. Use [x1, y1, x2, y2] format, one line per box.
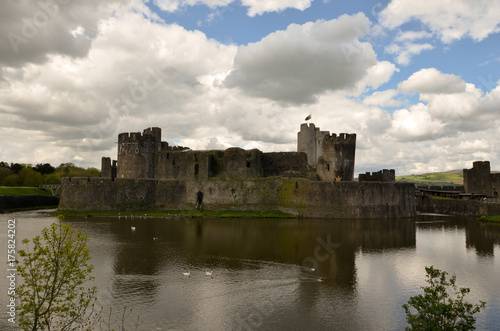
[20, 168, 43, 186]
[403, 266, 486, 330]
[34, 163, 56, 175]
[43, 173, 61, 185]
[2, 173, 20, 186]
[17, 222, 97, 331]
[10, 163, 23, 173]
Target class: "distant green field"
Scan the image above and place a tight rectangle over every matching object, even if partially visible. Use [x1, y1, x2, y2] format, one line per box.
[396, 171, 463, 184]
[0, 186, 54, 196]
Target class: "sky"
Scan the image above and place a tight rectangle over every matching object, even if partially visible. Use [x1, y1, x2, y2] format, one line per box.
[1, 0, 499, 176]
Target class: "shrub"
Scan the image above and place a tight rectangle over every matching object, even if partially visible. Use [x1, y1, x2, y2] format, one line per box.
[403, 266, 486, 330]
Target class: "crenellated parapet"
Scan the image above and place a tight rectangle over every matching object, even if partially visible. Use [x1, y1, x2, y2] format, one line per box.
[317, 132, 356, 182]
[464, 161, 500, 197]
[359, 169, 395, 182]
[324, 133, 356, 144]
[117, 128, 161, 179]
[106, 124, 356, 183]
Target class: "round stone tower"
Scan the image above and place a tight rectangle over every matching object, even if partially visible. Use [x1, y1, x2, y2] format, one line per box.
[116, 128, 160, 179]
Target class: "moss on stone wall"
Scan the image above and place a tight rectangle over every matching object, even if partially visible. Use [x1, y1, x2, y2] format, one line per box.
[60, 177, 416, 219]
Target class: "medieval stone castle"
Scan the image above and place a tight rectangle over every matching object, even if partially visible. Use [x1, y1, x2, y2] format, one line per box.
[61, 123, 411, 218]
[101, 123, 392, 183]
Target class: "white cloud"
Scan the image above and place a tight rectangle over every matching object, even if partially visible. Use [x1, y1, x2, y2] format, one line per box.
[224, 13, 377, 104]
[363, 89, 402, 107]
[400, 68, 466, 94]
[0, 11, 237, 166]
[241, 0, 312, 17]
[385, 42, 433, 65]
[154, 0, 312, 16]
[395, 30, 433, 42]
[0, 0, 140, 68]
[388, 103, 444, 141]
[457, 139, 490, 154]
[358, 61, 399, 91]
[379, 0, 500, 43]
[154, 0, 233, 12]
[1, 2, 500, 177]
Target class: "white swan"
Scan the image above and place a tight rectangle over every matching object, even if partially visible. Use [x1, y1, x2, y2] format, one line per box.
[183, 271, 191, 276]
[131, 226, 136, 231]
[205, 271, 213, 277]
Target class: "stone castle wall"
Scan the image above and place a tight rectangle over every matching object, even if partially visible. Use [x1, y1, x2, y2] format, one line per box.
[117, 131, 157, 179]
[316, 133, 356, 181]
[359, 169, 395, 182]
[463, 161, 500, 197]
[417, 195, 500, 216]
[60, 177, 416, 219]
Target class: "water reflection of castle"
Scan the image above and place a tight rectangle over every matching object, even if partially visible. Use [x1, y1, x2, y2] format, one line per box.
[110, 218, 417, 289]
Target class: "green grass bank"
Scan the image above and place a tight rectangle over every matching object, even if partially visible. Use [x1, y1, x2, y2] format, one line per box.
[51, 209, 295, 219]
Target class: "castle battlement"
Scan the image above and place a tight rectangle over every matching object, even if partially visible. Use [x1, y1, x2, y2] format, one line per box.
[108, 123, 356, 183]
[359, 169, 395, 182]
[463, 161, 499, 197]
[325, 133, 357, 143]
[118, 131, 156, 143]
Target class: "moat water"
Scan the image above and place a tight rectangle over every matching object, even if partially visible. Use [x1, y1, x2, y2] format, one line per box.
[1, 211, 500, 330]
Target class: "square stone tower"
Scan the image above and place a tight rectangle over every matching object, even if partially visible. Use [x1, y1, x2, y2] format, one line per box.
[297, 123, 330, 168]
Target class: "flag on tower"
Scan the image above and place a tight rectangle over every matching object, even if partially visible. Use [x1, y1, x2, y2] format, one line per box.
[305, 114, 311, 121]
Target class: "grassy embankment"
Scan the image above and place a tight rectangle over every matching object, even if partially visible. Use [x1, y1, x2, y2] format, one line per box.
[396, 170, 463, 185]
[478, 215, 500, 224]
[51, 209, 295, 218]
[0, 186, 54, 196]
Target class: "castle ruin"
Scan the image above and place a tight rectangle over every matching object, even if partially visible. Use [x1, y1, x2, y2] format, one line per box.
[463, 161, 500, 197]
[61, 123, 415, 218]
[103, 124, 357, 182]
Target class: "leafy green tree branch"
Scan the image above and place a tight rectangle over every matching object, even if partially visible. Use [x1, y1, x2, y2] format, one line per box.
[403, 266, 486, 330]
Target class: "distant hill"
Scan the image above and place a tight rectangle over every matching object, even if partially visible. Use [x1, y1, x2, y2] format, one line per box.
[396, 170, 463, 185]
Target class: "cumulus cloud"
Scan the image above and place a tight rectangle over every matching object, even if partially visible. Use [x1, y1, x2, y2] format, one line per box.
[0, 0, 140, 68]
[154, 0, 233, 12]
[0, 10, 237, 166]
[385, 42, 433, 65]
[379, 0, 500, 43]
[363, 89, 402, 107]
[224, 13, 377, 104]
[1, 2, 500, 177]
[356, 61, 399, 93]
[241, 0, 312, 16]
[457, 139, 490, 154]
[388, 103, 444, 141]
[394, 30, 433, 42]
[400, 68, 466, 94]
[154, 0, 312, 16]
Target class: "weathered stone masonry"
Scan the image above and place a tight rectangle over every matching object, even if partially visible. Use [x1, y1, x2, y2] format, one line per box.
[59, 177, 415, 219]
[61, 124, 416, 218]
[463, 161, 500, 197]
